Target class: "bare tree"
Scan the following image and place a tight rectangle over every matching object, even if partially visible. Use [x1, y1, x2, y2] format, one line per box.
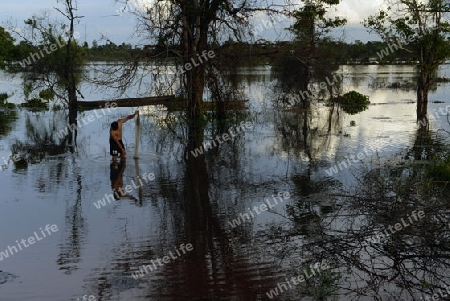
[55, 0, 84, 137]
[365, 0, 450, 123]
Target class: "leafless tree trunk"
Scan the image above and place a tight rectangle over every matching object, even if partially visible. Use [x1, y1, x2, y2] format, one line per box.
[56, 0, 82, 143]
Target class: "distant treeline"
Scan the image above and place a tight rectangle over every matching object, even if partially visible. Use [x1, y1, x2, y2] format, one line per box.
[8, 38, 416, 65]
[81, 39, 417, 65]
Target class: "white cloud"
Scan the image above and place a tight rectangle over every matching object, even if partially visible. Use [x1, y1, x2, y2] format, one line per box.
[1, 0, 386, 44]
[333, 0, 385, 24]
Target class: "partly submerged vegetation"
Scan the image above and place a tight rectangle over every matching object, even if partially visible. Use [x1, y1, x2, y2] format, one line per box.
[335, 91, 370, 115]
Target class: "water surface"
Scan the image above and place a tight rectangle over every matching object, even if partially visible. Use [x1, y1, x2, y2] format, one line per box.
[0, 64, 449, 300]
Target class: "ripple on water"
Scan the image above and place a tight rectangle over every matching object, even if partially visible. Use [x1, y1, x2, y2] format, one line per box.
[80, 234, 290, 300]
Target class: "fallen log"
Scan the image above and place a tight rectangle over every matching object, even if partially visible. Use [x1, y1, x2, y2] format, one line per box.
[78, 95, 176, 109]
[78, 96, 248, 111]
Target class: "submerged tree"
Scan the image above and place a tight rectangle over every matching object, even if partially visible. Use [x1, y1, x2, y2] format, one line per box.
[289, 0, 345, 55]
[55, 0, 84, 134]
[105, 0, 285, 124]
[365, 0, 450, 123]
[274, 0, 346, 108]
[12, 0, 84, 144]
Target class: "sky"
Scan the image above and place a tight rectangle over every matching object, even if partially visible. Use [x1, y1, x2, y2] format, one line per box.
[1, 0, 384, 46]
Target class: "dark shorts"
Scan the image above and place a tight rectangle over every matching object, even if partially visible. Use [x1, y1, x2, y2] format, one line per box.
[110, 161, 123, 181]
[110, 138, 125, 156]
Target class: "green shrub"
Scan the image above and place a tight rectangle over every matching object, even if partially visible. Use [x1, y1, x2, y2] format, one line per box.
[337, 91, 370, 105]
[336, 91, 370, 114]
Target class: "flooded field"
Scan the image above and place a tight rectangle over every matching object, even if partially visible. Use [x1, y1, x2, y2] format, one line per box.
[0, 64, 450, 300]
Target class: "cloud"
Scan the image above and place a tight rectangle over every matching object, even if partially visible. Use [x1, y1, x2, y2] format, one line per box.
[1, 0, 385, 44]
[332, 0, 385, 24]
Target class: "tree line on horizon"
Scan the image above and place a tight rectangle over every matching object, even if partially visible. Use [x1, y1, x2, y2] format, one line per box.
[79, 39, 418, 64]
[0, 28, 424, 71]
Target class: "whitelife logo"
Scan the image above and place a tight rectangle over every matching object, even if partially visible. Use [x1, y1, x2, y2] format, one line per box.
[266, 260, 331, 299]
[18, 32, 81, 68]
[190, 121, 253, 158]
[131, 243, 193, 279]
[179, 50, 215, 74]
[376, 24, 439, 60]
[93, 172, 155, 209]
[285, 73, 343, 106]
[362, 210, 425, 247]
[75, 295, 96, 301]
[57, 102, 117, 139]
[228, 192, 290, 228]
[0, 224, 58, 261]
[325, 141, 389, 176]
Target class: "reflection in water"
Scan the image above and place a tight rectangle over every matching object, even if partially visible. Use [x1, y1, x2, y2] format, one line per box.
[2, 66, 450, 300]
[109, 159, 141, 203]
[57, 157, 87, 273]
[10, 111, 75, 171]
[182, 124, 213, 298]
[274, 125, 450, 300]
[0, 109, 18, 138]
[110, 159, 126, 199]
[178, 123, 283, 299]
[408, 125, 447, 161]
[273, 104, 343, 161]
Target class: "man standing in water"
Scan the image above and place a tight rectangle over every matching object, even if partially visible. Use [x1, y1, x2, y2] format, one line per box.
[110, 110, 139, 161]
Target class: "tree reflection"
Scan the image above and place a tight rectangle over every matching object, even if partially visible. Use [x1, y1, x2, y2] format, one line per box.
[10, 110, 75, 171]
[0, 109, 18, 138]
[272, 104, 344, 162]
[277, 126, 450, 300]
[174, 122, 282, 298]
[56, 157, 87, 273]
